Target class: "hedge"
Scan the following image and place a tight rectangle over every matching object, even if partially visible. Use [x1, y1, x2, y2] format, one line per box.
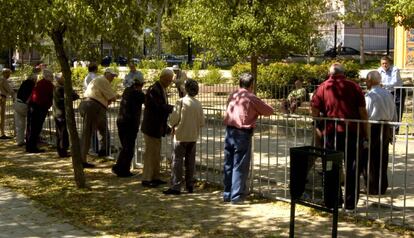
[231, 60, 361, 98]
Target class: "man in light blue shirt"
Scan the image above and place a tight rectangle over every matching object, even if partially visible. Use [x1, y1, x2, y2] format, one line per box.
[377, 56, 404, 123]
[124, 61, 142, 88]
[363, 70, 396, 195]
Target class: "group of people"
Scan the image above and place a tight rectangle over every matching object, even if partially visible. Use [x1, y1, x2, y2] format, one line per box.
[311, 56, 402, 210]
[0, 56, 405, 208]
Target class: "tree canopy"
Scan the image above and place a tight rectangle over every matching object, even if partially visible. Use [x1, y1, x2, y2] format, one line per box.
[379, 0, 414, 29]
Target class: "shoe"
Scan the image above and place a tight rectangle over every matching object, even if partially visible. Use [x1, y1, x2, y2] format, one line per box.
[82, 162, 96, 168]
[151, 179, 167, 185]
[231, 200, 245, 205]
[187, 187, 194, 194]
[0, 135, 12, 139]
[223, 197, 231, 203]
[58, 152, 71, 158]
[142, 181, 157, 188]
[17, 142, 25, 146]
[26, 148, 46, 153]
[98, 150, 109, 157]
[163, 189, 181, 195]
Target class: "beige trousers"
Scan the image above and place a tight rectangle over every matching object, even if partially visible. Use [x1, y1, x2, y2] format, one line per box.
[142, 133, 162, 181]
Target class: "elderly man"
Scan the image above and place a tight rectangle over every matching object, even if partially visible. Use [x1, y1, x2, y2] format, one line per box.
[223, 73, 274, 204]
[311, 63, 368, 210]
[363, 71, 396, 195]
[378, 56, 404, 123]
[83, 62, 98, 92]
[141, 68, 174, 187]
[112, 71, 146, 177]
[281, 79, 307, 114]
[123, 61, 142, 88]
[53, 73, 80, 158]
[14, 67, 39, 145]
[80, 68, 118, 168]
[0, 68, 15, 139]
[26, 69, 54, 153]
[172, 64, 187, 98]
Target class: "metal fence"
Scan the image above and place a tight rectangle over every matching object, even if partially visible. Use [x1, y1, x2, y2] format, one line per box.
[1, 84, 414, 229]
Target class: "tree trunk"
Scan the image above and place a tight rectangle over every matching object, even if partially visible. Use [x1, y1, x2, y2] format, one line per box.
[250, 53, 258, 93]
[51, 27, 86, 188]
[155, 0, 167, 58]
[359, 24, 365, 65]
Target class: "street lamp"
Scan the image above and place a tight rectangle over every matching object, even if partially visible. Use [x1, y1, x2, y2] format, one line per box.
[143, 28, 152, 57]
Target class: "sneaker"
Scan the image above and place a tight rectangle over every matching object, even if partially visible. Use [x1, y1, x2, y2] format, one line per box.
[163, 189, 181, 195]
[82, 162, 96, 168]
[0, 135, 12, 139]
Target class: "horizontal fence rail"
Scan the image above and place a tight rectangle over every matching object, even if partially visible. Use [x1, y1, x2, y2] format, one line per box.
[2, 83, 414, 229]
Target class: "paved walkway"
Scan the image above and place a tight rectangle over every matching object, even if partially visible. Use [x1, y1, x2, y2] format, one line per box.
[0, 186, 101, 238]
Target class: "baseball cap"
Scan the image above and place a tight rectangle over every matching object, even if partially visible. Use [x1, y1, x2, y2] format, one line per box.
[104, 68, 118, 76]
[172, 65, 180, 71]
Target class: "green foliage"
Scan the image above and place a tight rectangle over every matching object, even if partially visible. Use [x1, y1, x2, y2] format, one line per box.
[11, 64, 34, 80]
[231, 60, 361, 98]
[71, 67, 88, 89]
[377, 0, 414, 28]
[191, 61, 202, 80]
[199, 65, 222, 85]
[177, 0, 326, 61]
[139, 59, 167, 70]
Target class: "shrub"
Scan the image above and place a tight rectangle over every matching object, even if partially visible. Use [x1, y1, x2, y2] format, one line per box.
[230, 60, 361, 99]
[199, 65, 222, 85]
[191, 61, 202, 80]
[71, 67, 88, 89]
[139, 59, 167, 70]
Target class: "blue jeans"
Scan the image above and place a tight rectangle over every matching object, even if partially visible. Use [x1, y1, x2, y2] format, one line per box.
[223, 126, 253, 202]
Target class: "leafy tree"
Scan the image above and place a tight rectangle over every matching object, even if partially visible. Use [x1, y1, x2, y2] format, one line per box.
[340, 0, 381, 65]
[378, 0, 414, 29]
[176, 0, 326, 85]
[0, 0, 147, 188]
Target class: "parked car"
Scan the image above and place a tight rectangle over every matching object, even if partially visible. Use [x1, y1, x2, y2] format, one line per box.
[101, 56, 112, 67]
[116, 56, 128, 66]
[162, 54, 183, 66]
[323, 46, 360, 58]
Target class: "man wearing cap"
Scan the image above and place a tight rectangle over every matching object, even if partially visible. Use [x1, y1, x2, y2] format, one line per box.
[0, 68, 15, 139]
[140, 68, 174, 187]
[112, 71, 146, 177]
[26, 69, 54, 153]
[80, 68, 118, 168]
[123, 61, 142, 88]
[53, 73, 80, 157]
[14, 66, 39, 145]
[172, 65, 187, 98]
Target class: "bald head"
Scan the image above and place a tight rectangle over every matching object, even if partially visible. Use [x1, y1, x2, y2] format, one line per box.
[366, 70, 381, 89]
[329, 63, 345, 76]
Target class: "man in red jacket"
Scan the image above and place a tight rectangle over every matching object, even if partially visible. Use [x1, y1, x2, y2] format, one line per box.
[26, 69, 54, 153]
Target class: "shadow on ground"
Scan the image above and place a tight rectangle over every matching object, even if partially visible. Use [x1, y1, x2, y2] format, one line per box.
[0, 140, 410, 238]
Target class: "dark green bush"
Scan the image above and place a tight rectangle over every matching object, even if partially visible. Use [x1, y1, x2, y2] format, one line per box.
[199, 65, 222, 85]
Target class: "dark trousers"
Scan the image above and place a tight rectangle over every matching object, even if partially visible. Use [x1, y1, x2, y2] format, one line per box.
[113, 121, 139, 175]
[325, 132, 363, 209]
[223, 126, 253, 202]
[55, 117, 69, 157]
[170, 141, 196, 191]
[362, 124, 390, 195]
[392, 88, 406, 123]
[26, 104, 48, 151]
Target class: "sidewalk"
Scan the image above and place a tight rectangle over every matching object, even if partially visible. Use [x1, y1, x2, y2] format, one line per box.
[0, 186, 101, 238]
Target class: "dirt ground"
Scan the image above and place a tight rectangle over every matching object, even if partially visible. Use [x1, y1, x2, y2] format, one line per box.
[0, 140, 412, 238]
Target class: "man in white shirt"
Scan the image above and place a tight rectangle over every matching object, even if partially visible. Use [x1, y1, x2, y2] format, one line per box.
[377, 56, 404, 123]
[83, 62, 98, 92]
[363, 70, 397, 195]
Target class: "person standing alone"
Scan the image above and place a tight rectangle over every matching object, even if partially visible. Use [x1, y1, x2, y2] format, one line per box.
[223, 73, 274, 204]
